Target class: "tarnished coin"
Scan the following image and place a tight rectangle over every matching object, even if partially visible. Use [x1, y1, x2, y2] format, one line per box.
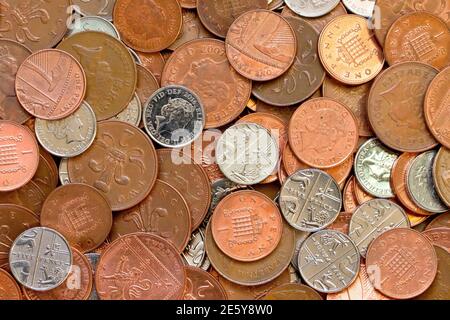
[57, 31, 137, 121]
[255, 99, 298, 124]
[32, 154, 57, 199]
[59, 158, 70, 186]
[96, 233, 186, 300]
[349, 199, 410, 257]
[407, 150, 448, 213]
[264, 283, 322, 300]
[216, 123, 279, 185]
[112, 94, 142, 127]
[342, 0, 375, 17]
[136, 65, 160, 110]
[68, 121, 158, 211]
[298, 230, 360, 293]
[384, 12, 450, 70]
[252, 17, 325, 106]
[67, 16, 120, 39]
[427, 212, 450, 230]
[0, 268, 22, 300]
[354, 138, 398, 198]
[183, 266, 228, 300]
[9, 227, 72, 291]
[279, 169, 342, 232]
[137, 52, 166, 84]
[433, 147, 450, 207]
[225, 10, 297, 81]
[422, 228, 450, 253]
[290, 230, 310, 271]
[168, 10, 214, 50]
[0, 181, 45, 216]
[72, 0, 116, 21]
[318, 14, 384, 85]
[285, 0, 340, 17]
[366, 228, 438, 299]
[343, 177, 358, 213]
[183, 229, 206, 268]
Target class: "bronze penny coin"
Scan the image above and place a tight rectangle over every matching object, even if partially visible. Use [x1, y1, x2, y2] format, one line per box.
[0, 39, 31, 124]
[354, 180, 375, 205]
[41, 184, 113, 253]
[96, 233, 186, 300]
[32, 154, 58, 199]
[255, 99, 297, 124]
[384, 12, 450, 70]
[183, 266, 228, 300]
[68, 121, 158, 211]
[23, 248, 93, 300]
[225, 9, 297, 81]
[368, 62, 439, 152]
[72, 0, 116, 21]
[405, 209, 429, 228]
[113, 0, 182, 52]
[0, 180, 45, 216]
[327, 211, 353, 234]
[136, 52, 165, 84]
[136, 64, 160, 107]
[422, 228, 450, 253]
[157, 149, 211, 231]
[252, 17, 325, 106]
[197, 0, 268, 38]
[426, 212, 450, 230]
[425, 66, 450, 148]
[343, 177, 358, 213]
[251, 182, 281, 200]
[110, 180, 191, 253]
[0, 268, 21, 300]
[0, 204, 39, 268]
[211, 190, 283, 262]
[162, 39, 252, 128]
[38, 147, 59, 187]
[264, 283, 322, 300]
[0, 0, 70, 52]
[289, 98, 359, 169]
[57, 31, 137, 121]
[366, 228, 438, 299]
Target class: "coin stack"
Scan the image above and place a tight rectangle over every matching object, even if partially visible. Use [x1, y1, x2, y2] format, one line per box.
[0, 0, 449, 301]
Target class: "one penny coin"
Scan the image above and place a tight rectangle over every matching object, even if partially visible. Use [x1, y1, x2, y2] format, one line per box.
[433, 147, 450, 207]
[183, 266, 227, 300]
[426, 212, 450, 230]
[68, 121, 158, 211]
[72, 0, 116, 21]
[422, 228, 450, 253]
[0, 269, 22, 300]
[136, 52, 165, 84]
[365, 228, 438, 299]
[96, 233, 186, 300]
[225, 10, 297, 81]
[264, 283, 322, 300]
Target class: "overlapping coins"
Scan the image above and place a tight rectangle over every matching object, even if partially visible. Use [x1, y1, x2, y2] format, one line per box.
[0, 0, 449, 301]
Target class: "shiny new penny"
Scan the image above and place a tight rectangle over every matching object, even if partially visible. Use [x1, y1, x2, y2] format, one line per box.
[162, 39, 252, 128]
[434, 147, 450, 207]
[197, 0, 268, 38]
[15, 49, 86, 120]
[137, 52, 165, 84]
[0, 268, 21, 300]
[68, 121, 158, 211]
[425, 66, 450, 148]
[264, 283, 322, 300]
[41, 184, 112, 253]
[211, 190, 283, 262]
[252, 17, 325, 106]
[0, 180, 45, 215]
[384, 12, 450, 70]
[318, 14, 384, 85]
[225, 10, 297, 81]
[343, 177, 358, 213]
[426, 212, 450, 230]
[0, 39, 31, 124]
[422, 228, 450, 253]
[136, 64, 160, 107]
[57, 31, 137, 121]
[365, 228, 437, 299]
[96, 233, 185, 300]
[183, 266, 227, 300]
[72, 0, 116, 21]
[289, 98, 359, 169]
[113, 0, 182, 52]
[285, 0, 340, 17]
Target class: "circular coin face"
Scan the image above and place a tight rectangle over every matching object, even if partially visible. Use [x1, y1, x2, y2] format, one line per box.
[183, 266, 228, 300]
[285, 0, 340, 17]
[298, 230, 360, 293]
[433, 147, 450, 207]
[0, 269, 22, 300]
[264, 283, 322, 300]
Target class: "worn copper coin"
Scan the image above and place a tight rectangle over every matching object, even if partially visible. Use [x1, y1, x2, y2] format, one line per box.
[422, 228, 450, 253]
[426, 212, 450, 230]
[366, 228, 438, 299]
[264, 283, 322, 300]
[255, 99, 297, 124]
[68, 121, 158, 211]
[327, 211, 353, 234]
[0, 268, 21, 300]
[183, 266, 227, 300]
[137, 52, 165, 84]
[136, 64, 160, 107]
[289, 98, 359, 169]
[32, 154, 57, 199]
[285, 0, 340, 17]
[0, 180, 45, 215]
[225, 10, 297, 81]
[434, 147, 450, 207]
[343, 177, 358, 213]
[354, 179, 375, 205]
[72, 0, 116, 21]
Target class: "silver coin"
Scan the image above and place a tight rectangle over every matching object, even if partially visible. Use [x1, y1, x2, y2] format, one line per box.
[59, 158, 71, 185]
[35, 101, 97, 158]
[67, 16, 120, 39]
[348, 199, 410, 258]
[143, 85, 205, 148]
[279, 169, 342, 232]
[128, 48, 142, 64]
[216, 123, 279, 185]
[290, 229, 310, 271]
[407, 150, 448, 213]
[112, 93, 142, 126]
[342, 0, 375, 18]
[288, 264, 301, 283]
[200, 255, 211, 271]
[9, 227, 72, 291]
[182, 229, 206, 268]
[298, 230, 360, 293]
[354, 138, 398, 198]
[85, 252, 100, 300]
[71, 0, 116, 21]
[285, 0, 340, 17]
[269, 0, 285, 10]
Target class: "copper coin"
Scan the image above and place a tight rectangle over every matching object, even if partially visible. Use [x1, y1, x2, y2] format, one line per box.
[368, 62, 439, 152]
[0, 180, 45, 216]
[0, 0, 70, 52]
[41, 184, 112, 253]
[264, 283, 322, 300]
[426, 212, 450, 230]
[38, 147, 59, 187]
[422, 228, 450, 253]
[354, 180, 375, 205]
[0, 39, 31, 124]
[179, 0, 196, 9]
[157, 149, 211, 230]
[68, 121, 158, 211]
[136, 52, 165, 85]
[433, 147, 450, 207]
[162, 39, 252, 128]
[211, 190, 283, 262]
[197, 0, 268, 38]
[278, 161, 288, 186]
[110, 180, 191, 253]
[327, 211, 353, 234]
[32, 154, 58, 198]
[252, 17, 325, 106]
[425, 66, 450, 148]
[289, 98, 359, 169]
[57, 31, 137, 121]
[343, 177, 358, 213]
[255, 100, 298, 124]
[72, 0, 116, 21]
[113, 0, 182, 52]
[318, 14, 384, 85]
[183, 266, 227, 300]
[405, 210, 429, 228]
[384, 12, 450, 70]
[365, 228, 438, 299]
[251, 182, 281, 200]
[0, 269, 21, 300]
[96, 233, 186, 300]
[136, 64, 160, 107]
[23, 248, 93, 300]
[225, 10, 297, 81]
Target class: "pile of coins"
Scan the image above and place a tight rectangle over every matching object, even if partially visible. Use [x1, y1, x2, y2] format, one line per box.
[0, 0, 449, 301]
